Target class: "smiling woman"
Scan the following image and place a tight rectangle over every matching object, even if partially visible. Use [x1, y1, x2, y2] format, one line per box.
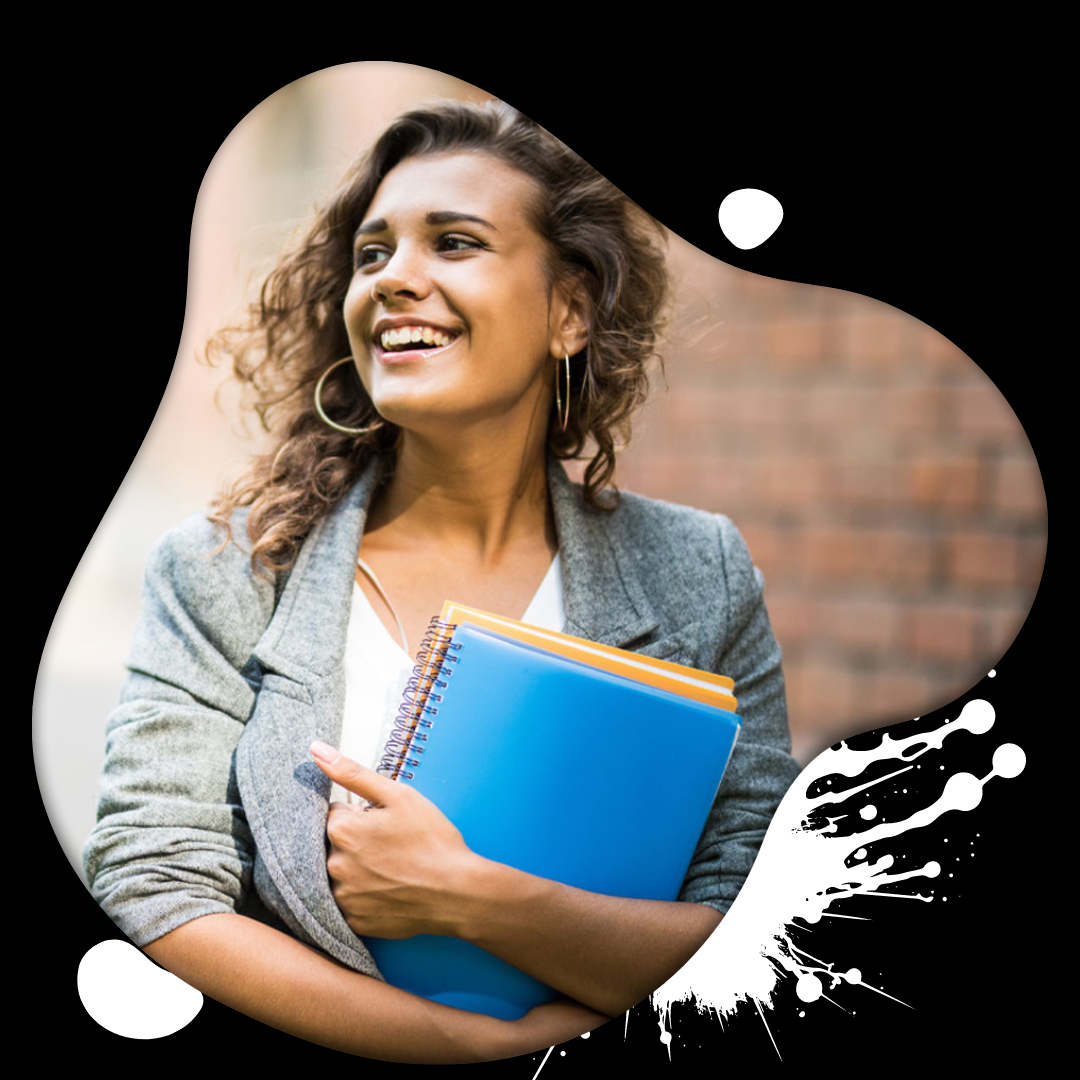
[82, 99, 801, 1063]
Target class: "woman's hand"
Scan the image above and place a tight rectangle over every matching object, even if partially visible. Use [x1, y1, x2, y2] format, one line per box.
[311, 741, 484, 939]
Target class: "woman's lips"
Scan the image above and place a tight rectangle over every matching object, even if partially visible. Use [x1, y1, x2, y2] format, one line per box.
[373, 335, 460, 365]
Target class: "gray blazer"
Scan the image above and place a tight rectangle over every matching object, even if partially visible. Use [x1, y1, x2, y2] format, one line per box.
[85, 456, 801, 979]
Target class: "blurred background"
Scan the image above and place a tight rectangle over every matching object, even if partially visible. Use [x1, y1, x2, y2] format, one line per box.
[35, 63, 1046, 882]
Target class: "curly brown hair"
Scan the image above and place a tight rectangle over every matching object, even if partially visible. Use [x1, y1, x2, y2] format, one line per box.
[208, 98, 670, 573]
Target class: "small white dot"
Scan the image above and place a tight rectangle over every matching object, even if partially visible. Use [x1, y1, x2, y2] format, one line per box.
[988, 669, 996, 678]
[560, 1051, 566, 1057]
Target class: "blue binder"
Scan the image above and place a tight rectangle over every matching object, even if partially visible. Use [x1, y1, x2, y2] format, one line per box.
[363, 623, 741, 1020]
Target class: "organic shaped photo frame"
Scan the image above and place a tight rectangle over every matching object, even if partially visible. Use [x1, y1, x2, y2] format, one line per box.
[35, 62, 1045, 1063]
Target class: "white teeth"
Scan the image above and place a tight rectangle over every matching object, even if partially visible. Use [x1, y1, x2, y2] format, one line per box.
[379, 326, 456, 350]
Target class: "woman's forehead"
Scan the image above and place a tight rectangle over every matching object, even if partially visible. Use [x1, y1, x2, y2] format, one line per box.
[363, 151, 541, 229]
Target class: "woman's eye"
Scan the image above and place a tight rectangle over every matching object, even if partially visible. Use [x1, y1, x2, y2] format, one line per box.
[355, 246, 390, 269]
[439, 235, 484, 253]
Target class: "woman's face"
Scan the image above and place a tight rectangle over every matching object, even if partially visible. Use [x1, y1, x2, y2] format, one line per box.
[343, 151, 576, 441]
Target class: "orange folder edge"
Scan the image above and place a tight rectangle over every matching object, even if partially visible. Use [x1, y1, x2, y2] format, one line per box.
[438, 600, 738, 713]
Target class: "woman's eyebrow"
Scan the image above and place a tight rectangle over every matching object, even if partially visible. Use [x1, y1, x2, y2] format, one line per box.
[353, 211, 498, 242]
[425, 210, 498, 231]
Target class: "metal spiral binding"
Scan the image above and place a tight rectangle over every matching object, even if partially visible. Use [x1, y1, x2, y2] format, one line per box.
[377, 616, 462, 781]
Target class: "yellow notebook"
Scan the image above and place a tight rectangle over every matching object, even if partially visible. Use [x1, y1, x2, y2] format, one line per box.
[437, 599, 738, 712]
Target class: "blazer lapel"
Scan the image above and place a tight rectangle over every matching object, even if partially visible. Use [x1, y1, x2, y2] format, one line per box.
[547, 458, 660, 649]
[235, 457, 386, 976]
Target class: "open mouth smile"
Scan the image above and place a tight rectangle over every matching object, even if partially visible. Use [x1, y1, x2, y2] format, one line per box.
[373, 323, 461, 362]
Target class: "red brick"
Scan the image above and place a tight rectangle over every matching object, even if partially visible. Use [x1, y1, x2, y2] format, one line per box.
[985, 603, 1035, 658]
[738, 523, 792, 580]
[732, 386, 799, 429]
[758, 457, 829, 508]
[1017, 535, 1048, 590]
[805, 385, 882, 429]
[881, 386, 940, 434]
[834, 460, 905, 508]
[951, 382, 1025, 441]
[902, 602, 984, 662]
[786, 657, 856, 729]
[916, 323, 970, 368]
[908, 457, 983, 510]
[840, 313, 907, 368]
[818, 595, 901, 653]
[803, 528, 935, 587]
[804, 527, 871, 581]
[991, 453, 1047, 517]
[865, 669, 936, 727]
[765, 595, 816, 651]
[760, 319, 826, 365]
[946, 532, 1020, 589]
[880, 532, 937, 587]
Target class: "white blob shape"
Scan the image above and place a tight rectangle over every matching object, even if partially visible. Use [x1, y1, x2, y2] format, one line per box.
[859, 804, 878, 820]
[942, 772, 983, 813]
[77, 940, 202, 1039]
[957, 699, 995, 734]
[795, 973, 823, 1003]
[660, 1031, 673, 1045]
[844, 968, 862, 984]
[993, 744, 1026, 778]
[924, 861, 941, 878]
[718, 189, 784, 250]
[988, 669, 996, 677]
[580, 1031, 591, 1039]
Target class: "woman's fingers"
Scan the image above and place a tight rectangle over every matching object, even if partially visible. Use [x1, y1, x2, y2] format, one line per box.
[310, 741, 400, 804]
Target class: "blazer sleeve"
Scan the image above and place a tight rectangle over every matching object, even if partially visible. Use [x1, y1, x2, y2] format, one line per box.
[677, 515, 802, 914]
[82, 515, 276, 947]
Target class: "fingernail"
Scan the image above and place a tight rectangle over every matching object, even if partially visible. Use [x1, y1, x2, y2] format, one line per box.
[310, 741, 337, 762]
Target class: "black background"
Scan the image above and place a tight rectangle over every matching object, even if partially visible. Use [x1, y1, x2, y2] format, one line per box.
[31, 56, 1055, 1069]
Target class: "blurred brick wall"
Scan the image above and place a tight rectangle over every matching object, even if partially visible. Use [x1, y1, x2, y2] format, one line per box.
[593, 238, 1046, 764]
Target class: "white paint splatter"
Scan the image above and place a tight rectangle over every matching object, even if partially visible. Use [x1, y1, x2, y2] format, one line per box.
[649, 697, 1023, 1054]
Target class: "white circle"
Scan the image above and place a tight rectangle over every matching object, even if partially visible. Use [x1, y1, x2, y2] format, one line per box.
[993, 743, 1026, 778]
[718, 189, 784, 250]
[77, 940, 202, 1039]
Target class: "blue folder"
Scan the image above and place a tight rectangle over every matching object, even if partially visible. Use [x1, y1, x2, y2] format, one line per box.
[363, 624, 740, 1020]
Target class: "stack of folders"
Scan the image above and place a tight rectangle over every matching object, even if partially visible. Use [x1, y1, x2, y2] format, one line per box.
[362, 600, 742, 1021]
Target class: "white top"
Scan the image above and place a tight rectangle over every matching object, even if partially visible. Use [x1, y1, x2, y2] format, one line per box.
[331, 553, 565, 806]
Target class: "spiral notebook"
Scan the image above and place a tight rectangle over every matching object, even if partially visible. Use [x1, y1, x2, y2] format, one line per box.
[362, 616, 741, 1021]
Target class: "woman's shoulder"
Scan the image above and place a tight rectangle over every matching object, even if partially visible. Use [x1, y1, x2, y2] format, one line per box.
[604, 486, 755, 574]
[141, 505, 279, 639]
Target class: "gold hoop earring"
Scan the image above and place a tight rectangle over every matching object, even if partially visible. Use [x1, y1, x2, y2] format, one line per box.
[555, 351, 571, 433]
[314, 357, 382, 436]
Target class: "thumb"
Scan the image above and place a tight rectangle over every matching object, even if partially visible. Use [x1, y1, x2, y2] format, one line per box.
[310, 741, 400, 803]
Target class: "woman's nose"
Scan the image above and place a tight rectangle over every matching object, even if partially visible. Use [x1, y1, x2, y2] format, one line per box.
[370, 244, 429, 303]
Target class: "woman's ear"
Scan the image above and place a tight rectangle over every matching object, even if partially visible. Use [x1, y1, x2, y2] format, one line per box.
[549, 278, 589, 358]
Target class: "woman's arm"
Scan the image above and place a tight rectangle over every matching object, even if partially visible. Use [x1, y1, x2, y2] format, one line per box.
[452, 863, 721, 1017]
[143, 913, 605, 1062]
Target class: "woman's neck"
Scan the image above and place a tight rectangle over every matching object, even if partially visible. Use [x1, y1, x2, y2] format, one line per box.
[367, 433, 557, 567]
